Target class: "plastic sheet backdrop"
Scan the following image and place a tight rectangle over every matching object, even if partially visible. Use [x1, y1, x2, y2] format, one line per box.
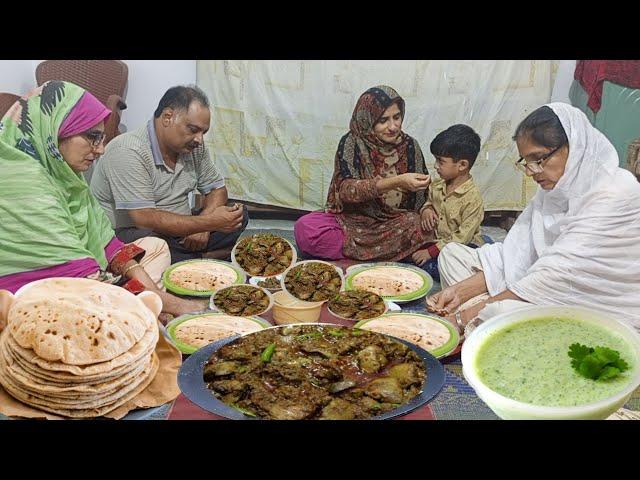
[196, 61, 559, 212]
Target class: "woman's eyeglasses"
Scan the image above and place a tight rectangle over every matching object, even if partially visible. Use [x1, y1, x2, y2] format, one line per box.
[82, 130, 106, 148]
[515, 144, 563, 174]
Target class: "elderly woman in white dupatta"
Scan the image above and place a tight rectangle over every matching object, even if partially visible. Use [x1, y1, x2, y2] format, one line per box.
[426, 103, 640, 333]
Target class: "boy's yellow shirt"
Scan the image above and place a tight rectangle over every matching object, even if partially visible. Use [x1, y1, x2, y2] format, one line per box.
[423, 176, 485, 250]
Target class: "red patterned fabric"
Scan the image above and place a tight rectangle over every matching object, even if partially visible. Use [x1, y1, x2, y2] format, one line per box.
[574, 60, 640, 113]
[426, 243, 440, 259]
[121, 278, 146, 294]
[324, 85, 432, 261]
[108, 243, 145, 275]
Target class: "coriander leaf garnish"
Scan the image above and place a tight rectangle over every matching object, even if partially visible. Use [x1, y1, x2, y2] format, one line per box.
[568, 343, 630, 381]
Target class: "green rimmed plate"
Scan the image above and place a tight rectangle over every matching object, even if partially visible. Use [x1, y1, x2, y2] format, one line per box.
[166, 312, 271, 355]
[354, 312, 460, 358]
[162, 259, 246, 297]
[344, 263, 433, 303]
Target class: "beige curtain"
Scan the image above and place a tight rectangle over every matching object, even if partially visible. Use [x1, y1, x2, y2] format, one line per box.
[197, 60, 558, 211]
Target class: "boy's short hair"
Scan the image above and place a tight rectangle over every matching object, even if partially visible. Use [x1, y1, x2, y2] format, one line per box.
[430, 124, 481, 168]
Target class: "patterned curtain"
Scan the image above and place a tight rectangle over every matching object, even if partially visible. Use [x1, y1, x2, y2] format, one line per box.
[197, 60, 559, 211]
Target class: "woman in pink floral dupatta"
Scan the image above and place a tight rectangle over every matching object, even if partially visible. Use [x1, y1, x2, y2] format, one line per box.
[295, 85, 433, 261]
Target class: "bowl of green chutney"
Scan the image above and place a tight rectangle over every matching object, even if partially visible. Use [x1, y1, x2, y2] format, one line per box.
[461, 305, 640, 420]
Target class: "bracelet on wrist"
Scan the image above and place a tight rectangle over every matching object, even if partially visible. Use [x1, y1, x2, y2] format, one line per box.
[122, 263, 143, 277]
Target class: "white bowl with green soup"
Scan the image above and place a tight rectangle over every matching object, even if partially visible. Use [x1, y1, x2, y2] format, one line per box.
[461, 305, 640, 420]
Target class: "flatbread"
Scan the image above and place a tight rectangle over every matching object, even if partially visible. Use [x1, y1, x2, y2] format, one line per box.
[0, 351, 153, 405]
[169, 262, 238, 291]
[174, 315, 264, 349]
[359, 314, 452, 352]
[8, 278, 155, 365]
[5, 323, 158, 377]
[351, 267, 425, 297]
[1, 345, 149, 397]
[1, 333, 145, 385]
[0, 278, 172, 418]
[0, 353, 159, 418]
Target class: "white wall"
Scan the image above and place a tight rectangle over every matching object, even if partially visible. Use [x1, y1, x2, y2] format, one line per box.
[551, 60, 577, 104]
[119, 60, 196, 130]
[0, 60, 39, 94]
[0, 60, 196, 130]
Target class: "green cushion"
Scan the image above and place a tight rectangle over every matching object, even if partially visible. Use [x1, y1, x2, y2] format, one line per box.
[569, 80, 640, 167]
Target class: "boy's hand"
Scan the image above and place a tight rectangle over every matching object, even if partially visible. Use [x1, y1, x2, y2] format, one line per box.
[412, 249, 431, 266]
[421, 206, 438, 232]
[397, 173, 431, 192]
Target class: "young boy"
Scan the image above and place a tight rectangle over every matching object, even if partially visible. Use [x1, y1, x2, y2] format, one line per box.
[412, 124, 486, 279]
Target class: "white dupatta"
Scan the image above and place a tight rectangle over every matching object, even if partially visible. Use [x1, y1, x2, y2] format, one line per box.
[477, 103, 640, 331]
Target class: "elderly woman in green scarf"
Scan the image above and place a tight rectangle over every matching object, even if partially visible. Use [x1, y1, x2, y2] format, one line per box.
[0, 81, 202, 317]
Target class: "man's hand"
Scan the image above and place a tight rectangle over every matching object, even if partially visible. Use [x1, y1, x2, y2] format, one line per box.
[421, 206, 438, 232]
[411, 249, 431, 266]
[397, 173, 431, 192]
[205, 204, 245, 233]
[181, 231, 210, 252]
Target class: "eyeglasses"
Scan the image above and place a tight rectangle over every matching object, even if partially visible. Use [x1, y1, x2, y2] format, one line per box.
[515, 145, 563, 174]
[82, 130, 106, 148]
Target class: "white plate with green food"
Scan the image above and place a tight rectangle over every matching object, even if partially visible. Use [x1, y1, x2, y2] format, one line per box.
[231, 234, 296, 277]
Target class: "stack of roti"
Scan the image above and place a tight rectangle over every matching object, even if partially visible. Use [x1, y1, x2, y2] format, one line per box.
[0, 278, 160, 418]
[168, 261, 238, 292]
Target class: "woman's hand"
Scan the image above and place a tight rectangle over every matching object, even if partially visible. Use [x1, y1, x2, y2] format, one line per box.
[426, 285, 465, 316]
[397, 173, 431, 192]
[158, 293, 208, 320]
[444, 301, 488, 334]
[420, 206, 438, 232]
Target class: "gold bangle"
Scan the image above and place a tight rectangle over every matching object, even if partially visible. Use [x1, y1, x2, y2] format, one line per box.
[122, 263, 143, 277]
[455, 310, 465, 332]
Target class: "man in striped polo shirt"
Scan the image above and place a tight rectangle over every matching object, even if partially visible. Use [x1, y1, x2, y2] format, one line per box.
[90, 85, 248, 263]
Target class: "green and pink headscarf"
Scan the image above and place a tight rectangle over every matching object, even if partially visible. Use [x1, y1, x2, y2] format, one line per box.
[0, 81, 116, 279]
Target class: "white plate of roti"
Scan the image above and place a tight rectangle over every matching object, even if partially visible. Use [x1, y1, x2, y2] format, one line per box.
[354, 312, 459, 358]
[162, 259, 246, 297]
[345, 263, 433, 303]
[165, 312, 271, 354]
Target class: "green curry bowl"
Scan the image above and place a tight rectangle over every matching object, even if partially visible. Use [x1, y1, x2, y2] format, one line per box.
[461, 305, 640, 420]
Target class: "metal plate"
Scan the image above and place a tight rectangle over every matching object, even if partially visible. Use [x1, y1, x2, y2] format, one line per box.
[178, 323, 445, 420]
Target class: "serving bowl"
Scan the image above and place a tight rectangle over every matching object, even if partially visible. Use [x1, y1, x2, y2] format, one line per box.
[461, 305, 640, 420]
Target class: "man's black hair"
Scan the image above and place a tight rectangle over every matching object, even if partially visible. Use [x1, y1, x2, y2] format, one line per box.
[153, 85, 210, 118]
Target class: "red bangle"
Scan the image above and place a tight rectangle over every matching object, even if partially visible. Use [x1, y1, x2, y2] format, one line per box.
[122, 279, 146, 295]
[426, 243, 440, 258]
[109, 243, 146, 274]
